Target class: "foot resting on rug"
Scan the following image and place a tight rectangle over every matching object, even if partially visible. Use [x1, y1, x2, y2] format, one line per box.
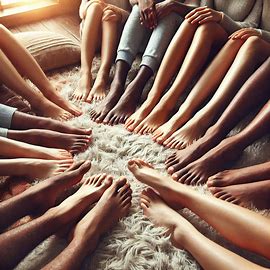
[0, 137, 72, 160]
[72, 71, 92, 102]
[0, 160, 91, 231]
[165, 127, 222, 175]
[169, 137, 243, 184]
[43, 177, 132, 270]
[128, 158, 270, 265]
[209, 180, 270, 209]
[140, 188, 268, 270]
[102, 66, 152, 126]
[11, 110, 92, 135]
[7, 129, 92, 155]
[0, 158, 74, 179]
[86, 70, 108, 102]
[208, 161, 270, 187]
[0, 172, 115, 270]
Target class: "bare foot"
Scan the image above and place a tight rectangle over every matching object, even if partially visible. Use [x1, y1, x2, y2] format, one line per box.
[90, 80, 125, 123]
[209, 180, 270, 209]
[45, 88, 82, 117]
[33, 98, 73, 121]
[128, 158, 181, 209]
[24, 160, 92, 212]
[8, 129, 92, 155]
[124, 100, 154, 132]
[69, 177, 132, 250]
[171, 138, 243, 185]
[0, 137, 72, 160]
[12, 158, 74, 179]
[134, 106, 170, 135]
[141, 188, 194, 250]
[152, 113, 189, 145]
[86, 71, 108, 103]
[72, 72, 92, 102]
[208, 161, 270, 187]
[163, 118, 208, 150]
[0, 161, 91, 231]
[165, 127, 222, 175]
[102, 80, 144, 126]
[12, 111, 92, 135]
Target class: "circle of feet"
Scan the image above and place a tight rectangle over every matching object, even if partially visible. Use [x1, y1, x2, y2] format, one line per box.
[18, 65, 270, 270]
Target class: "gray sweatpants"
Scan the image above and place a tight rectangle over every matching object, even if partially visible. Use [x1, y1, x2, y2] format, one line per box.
[0, 103, 17, 137]
[116, 3, 183, 72]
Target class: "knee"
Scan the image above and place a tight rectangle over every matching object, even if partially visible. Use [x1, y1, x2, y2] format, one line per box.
[195, 22, 221, 39]
[86, 0, 104, 14]
[242, 36, 264, 54]
[102, 8, 121, 22]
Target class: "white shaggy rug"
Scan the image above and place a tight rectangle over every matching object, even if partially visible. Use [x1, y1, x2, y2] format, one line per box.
[14, 59, 270, 270]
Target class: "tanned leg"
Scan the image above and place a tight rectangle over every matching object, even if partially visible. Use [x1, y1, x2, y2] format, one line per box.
[11, 111, 92, 135]
[0, 137, 72, 160]
[134, 22, 227, 135]
[165, 56, 270, 174]
[7, 129, 92, 154]
[0, 50, 72, 121]
[171, 98, 270, 184]
[164, 37, 270, 149]
[141, 188, 268, 270]
[128, 159, 270, 260]
[72, 2, 104, 102]
[0, 174, 114, 270]
[125, 20, 198, 131]
[86, 8, 121, 102]
[0, 160, 91, 232]
[153, 39, 244, 144]
[102, 65, 153, 125]
[43, 177, 132, 270]
[90, 60, 130, 123]
[209, 179, 270, 209]
[0, 158, 73, 180]
[0, 25, 81, 116]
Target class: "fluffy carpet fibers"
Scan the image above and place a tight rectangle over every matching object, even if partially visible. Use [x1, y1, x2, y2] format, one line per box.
[15, 60, 270, 270]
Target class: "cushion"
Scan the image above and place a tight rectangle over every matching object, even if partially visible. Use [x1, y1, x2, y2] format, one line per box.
[14, 31, 81, 71]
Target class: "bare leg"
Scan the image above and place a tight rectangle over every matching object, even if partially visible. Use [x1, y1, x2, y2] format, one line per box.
[153, 39, 244, 144]
[125, 20, 198, 131]
[0, 50, 72, 121]
[11, 111, 92, 135]
[43, 177, 132, 270]
[0, 137, 72, 160]
[128, 159, 270, 260]
[164, 37, 270, 149]
[102, 65, 153, 125]
[86, 8, 122, 102]
[165, 56, 270, 174]
[134, 22, 227, 135]
[141, 188, 268, 270]
[0, 174, 114, 270]
[72, 2, 104, 102]
[0, 158, 73, 179]
[0, 25, 81, 116]
[90, 60, 130, 123]
[209, 179, 270, 209]
[7, 129, 92, 154]
[0, 161, 91, 231]
[170, 96, 270, 185]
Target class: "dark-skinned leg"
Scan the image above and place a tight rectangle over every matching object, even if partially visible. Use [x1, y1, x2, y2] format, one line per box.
[103, 65, 153, 125]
